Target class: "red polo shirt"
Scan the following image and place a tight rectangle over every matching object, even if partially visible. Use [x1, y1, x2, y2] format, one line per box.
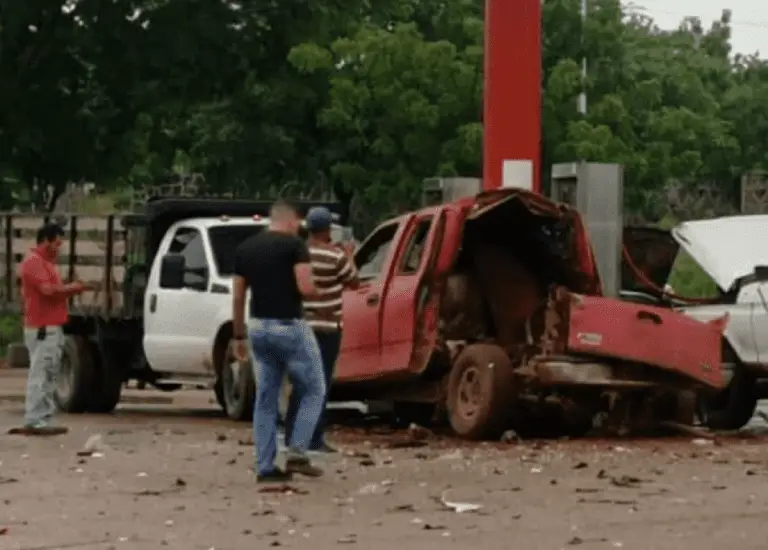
[18, 248, 69, 328]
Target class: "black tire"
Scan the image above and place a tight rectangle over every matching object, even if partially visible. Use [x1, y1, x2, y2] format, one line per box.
[87, 342, 123, 413]
[219, 345, 255, 421]
[697, 363, 758, 431]
[446, 343, 516, 440]
[54, 335, 96, 413]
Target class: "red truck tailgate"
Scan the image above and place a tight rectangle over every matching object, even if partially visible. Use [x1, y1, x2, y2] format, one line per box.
[566, 295, 725, 389]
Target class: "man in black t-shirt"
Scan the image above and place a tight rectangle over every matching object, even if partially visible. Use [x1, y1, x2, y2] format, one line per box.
[232, 200, 326, 482]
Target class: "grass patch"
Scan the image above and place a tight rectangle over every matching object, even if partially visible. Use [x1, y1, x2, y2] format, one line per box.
[0, 314, 22, 356]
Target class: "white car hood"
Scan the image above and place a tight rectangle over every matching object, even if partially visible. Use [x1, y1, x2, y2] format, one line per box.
[671, 215, 768, 290]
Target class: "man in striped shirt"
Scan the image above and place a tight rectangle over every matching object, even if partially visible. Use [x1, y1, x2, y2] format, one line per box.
[284, 206, 358, 453]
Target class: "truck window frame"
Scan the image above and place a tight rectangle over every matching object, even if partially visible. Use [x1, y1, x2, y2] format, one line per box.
[397, 216, 434, 275]
[164, 226, 210, 289]
[354, 222, 399, 281]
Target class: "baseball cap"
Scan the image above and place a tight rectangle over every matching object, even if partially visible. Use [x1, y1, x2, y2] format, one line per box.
[305, 206, 333, 232]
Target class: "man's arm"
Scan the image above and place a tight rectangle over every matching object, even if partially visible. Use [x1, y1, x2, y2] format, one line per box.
[21, 257, 83, 297]
[232, 246, 248, 339]
[293, 240, 317, 298]
[336, 249, 359, 290]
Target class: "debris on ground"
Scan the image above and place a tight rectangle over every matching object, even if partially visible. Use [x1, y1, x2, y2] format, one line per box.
[77, 434, 106, 457]
[439, 490, 483, 513]
[258, 484, 310, 495]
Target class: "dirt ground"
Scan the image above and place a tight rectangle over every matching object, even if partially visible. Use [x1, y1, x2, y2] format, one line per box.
[2, 369, 768, 550]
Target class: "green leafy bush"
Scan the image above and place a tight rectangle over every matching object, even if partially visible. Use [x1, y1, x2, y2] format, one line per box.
[0, 314, 22, 355]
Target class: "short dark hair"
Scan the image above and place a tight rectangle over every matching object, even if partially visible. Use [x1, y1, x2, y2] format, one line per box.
[36, 223, 65, 244]
[270, 199, 302, 218]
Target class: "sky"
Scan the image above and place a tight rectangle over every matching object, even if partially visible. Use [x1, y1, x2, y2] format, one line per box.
[632, 0, 768, 57]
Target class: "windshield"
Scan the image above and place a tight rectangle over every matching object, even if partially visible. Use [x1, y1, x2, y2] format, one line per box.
[208, 224, 348, 276]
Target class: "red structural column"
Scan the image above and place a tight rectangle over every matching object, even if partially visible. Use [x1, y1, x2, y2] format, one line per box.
[483, 0, 542, 193]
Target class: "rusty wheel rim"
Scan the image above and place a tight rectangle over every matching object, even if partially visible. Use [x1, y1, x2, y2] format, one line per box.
[456, 366, 483, 420]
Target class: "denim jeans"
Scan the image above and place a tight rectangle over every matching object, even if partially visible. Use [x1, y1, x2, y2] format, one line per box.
[249, 318, 326, 475]
[285, 329, 341, 450]
[23, 327, 64, 428]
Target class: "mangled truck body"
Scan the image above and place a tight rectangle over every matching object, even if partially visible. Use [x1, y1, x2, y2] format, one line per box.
[326, 189, 727, 439]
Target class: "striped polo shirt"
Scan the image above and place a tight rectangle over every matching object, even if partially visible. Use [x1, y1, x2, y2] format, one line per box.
[304, 244, 357, 331]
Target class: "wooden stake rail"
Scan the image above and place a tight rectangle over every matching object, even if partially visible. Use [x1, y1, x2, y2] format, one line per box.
[0, 215, 145, 317]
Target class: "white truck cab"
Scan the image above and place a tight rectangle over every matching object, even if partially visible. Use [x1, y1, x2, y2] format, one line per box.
[141, 214, 346, 419]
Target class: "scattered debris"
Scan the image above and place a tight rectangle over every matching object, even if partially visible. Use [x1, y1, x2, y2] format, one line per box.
[389, 504, 416, 512]
[439, 491, 483, 514]
[386, 439, 428, 449]
[408, 424, 434, 441]
[77, 434, 106, 457]
[0, 477, 18, 485]
[609, 475, 644, 488]
[258, 484, 309, 495]
[500, 430, 520, 444]
[578, 497, 638, 506]
[567, 536, 609, 545]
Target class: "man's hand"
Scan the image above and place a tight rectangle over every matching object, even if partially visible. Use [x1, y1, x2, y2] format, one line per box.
[65, 281, 87, 295]
[231, 338, 250, 363]
[341, 241, 356, 256]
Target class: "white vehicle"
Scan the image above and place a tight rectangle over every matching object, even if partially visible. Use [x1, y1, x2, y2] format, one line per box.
[621, 217, 768, 431]
[0, 198, 349, 420]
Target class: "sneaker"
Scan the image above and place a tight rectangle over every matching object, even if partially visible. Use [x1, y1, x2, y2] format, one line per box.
[256, 468, 293, 483]
[285, 456, 324, 478]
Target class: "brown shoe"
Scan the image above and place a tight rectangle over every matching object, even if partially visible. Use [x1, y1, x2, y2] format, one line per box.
[8, 425, 68, 436]
[285, 456, 324, 478]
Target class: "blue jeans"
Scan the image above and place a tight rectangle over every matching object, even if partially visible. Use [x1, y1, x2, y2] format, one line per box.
[23, 327, 64, 428]
[285, 329, 341, 450]
[249, 318, 326, 475]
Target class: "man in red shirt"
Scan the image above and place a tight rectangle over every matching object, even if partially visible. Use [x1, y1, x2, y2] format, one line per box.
[14, 224, 87, 435]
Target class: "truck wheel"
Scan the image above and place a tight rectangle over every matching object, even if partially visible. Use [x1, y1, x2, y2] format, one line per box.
[87, 342, 123, 413]
[697, 363, 758, 431]
[220, 356, 255, 421]
[55, 335, 96, 413]
[446, 343, 515, 440]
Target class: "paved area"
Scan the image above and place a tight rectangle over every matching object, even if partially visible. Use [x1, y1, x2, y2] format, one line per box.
[2, 369, 768, 549]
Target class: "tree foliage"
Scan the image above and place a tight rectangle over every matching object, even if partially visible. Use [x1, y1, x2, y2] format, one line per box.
[0, 0, 767, 218]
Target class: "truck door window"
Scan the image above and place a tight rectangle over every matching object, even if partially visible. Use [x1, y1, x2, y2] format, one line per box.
[355, 223, 398, 281]
[167, 228, 208, 288]
[399, 217, 433, 274]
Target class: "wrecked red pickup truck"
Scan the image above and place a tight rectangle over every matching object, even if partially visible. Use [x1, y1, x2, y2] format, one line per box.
[326, 189, 727, 439]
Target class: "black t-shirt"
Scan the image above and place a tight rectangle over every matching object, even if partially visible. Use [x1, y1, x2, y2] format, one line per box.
[233, 230, 311, 320]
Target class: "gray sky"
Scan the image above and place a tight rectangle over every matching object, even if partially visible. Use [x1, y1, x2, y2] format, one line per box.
[633, 0, 767, 57]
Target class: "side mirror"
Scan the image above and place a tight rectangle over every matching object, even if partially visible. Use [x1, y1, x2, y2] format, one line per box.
[755, 266, 768, 282]
[160, 254, 185, 289]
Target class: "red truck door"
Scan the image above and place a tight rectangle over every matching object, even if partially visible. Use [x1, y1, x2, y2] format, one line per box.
[378, 205, 461, 377]
[334, 215, 416, 381]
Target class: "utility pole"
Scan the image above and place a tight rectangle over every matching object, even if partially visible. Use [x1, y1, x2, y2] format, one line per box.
[578, 0, 588, 115]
